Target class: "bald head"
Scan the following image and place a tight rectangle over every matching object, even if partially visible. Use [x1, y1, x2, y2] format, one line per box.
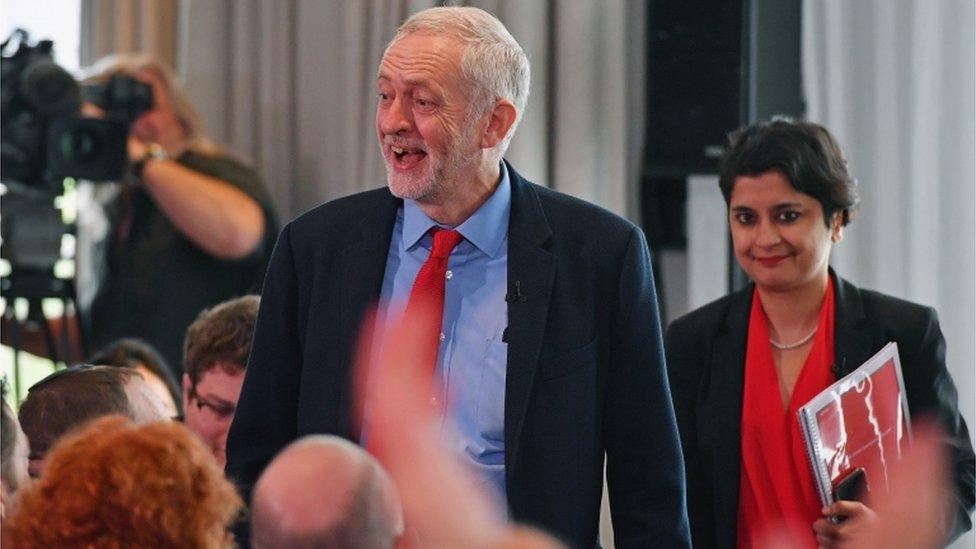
[251, 436, 403, 549]
[124, 373, 171, 422]
[19, 365, 168, 476]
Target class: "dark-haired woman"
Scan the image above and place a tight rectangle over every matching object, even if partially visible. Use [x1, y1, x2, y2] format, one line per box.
[665, 119, 974, 548]
[89, 337, 182, 419]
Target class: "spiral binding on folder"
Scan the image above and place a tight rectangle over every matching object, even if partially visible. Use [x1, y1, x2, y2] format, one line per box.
[796, 342, 911, 507]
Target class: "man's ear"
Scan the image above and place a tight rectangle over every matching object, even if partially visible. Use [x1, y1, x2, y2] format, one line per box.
[1, 479, 8, 519]
[480, 99, 517, 150]
[182, 374, 192, 413]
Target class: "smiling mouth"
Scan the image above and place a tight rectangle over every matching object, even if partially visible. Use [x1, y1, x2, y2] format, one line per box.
[754, 255, 788, 266]
[390, 145, 427, 166]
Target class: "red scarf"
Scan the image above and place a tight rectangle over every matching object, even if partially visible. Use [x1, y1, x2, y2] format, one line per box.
[737, 279, 835, 548]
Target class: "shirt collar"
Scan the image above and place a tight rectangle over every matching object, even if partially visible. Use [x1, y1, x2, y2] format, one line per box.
[402, 162, 511, 258]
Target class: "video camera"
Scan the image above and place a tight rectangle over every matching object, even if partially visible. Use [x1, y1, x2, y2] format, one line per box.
[1, 28, 153, 192]
[1, 29, 154, 289]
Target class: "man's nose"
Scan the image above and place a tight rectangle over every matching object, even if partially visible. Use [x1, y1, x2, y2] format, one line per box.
[379, 95, 412, 135]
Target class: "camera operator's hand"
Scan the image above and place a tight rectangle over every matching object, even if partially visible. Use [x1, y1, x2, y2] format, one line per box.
[127, 134, 150, 163]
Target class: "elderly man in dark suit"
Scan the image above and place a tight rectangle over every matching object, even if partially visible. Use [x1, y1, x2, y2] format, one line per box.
[226, 7, 689, 548]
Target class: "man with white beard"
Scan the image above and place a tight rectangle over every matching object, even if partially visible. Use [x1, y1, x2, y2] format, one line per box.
[227, 7, 689, 548]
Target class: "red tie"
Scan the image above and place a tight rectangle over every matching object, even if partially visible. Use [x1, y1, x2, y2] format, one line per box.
[404, 228, 464, 384]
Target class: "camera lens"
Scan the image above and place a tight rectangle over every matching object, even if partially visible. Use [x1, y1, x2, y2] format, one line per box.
[57, 126, 101, 164]
[47, 117, 128, 181]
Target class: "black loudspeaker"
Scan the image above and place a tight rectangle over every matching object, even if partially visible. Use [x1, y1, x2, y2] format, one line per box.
[642, 0, 803, 179]
[644, 0, 744, 178]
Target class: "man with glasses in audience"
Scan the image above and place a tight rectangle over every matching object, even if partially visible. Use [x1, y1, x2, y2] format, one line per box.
[182, 295, 259, 468]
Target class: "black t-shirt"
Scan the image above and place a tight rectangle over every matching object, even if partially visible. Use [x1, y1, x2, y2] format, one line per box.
[86, 150, 278, 374]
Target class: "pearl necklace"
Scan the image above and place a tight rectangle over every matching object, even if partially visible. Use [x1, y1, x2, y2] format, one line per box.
[769, 327, 817, 350]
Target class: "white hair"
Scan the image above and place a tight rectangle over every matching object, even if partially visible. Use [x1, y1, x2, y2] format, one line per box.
[389, 6, 531, 160]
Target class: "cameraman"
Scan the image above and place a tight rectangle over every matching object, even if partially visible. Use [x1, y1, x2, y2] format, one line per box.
[78, 54, 277, 374]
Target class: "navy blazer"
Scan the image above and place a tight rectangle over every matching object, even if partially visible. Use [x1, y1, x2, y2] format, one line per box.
[665, 271, 975, 548]
[227, 163, 691, 548]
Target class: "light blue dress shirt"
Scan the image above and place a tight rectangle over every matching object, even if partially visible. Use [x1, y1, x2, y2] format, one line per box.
[375, 163, 511, 504]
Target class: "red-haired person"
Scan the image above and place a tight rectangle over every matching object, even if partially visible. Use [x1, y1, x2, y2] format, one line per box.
[3, 415, 241, 547]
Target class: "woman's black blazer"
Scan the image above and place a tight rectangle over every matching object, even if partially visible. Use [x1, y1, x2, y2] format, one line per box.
[665, 270, 975, 548]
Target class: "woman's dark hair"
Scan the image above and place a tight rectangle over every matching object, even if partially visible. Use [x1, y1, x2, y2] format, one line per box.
[718, 118, 860, 226]
[89, 338, 182, 408]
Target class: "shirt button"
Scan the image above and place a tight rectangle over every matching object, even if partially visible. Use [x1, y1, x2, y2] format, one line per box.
[445, 270, 453, 279]
[429, 397, 438, 407]
[439, 332, 445, 342]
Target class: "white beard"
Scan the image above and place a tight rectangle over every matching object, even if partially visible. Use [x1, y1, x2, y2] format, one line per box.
[384, 135, 479, 202]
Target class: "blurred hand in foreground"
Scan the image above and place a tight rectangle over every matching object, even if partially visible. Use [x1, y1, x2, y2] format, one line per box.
[354, 302, 565, 549]
[808, 420, 950, 549]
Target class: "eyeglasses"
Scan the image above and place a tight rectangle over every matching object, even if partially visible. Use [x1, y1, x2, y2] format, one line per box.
[187, 386, 236, 419]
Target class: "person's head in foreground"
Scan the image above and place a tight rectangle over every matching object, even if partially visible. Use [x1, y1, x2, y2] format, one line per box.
[718, 117, 859, 293]
[2, 415, 241, 548]
[17, 364, 169, 477]
[251, 435, 404, 549]
[183, 294, 259, 467]
[1, 380, 30, 518]
[89, 337, 182, 418]
[376, 6, 528, 220]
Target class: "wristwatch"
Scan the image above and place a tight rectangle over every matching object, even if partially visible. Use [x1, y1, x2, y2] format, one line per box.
[132, 143, 169, 180]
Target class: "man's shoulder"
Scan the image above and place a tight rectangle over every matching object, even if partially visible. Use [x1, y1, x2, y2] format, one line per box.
[271, 187, 396, 263]
[531, 182, 636, 231]
[512, 176, 639, 252]
[288, 187, 396, 235]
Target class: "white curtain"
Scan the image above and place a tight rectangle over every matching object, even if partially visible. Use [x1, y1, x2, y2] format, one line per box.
[803, 3, 974, 547]
[177, 0, 645, 223]
[81, 0, 179, 68]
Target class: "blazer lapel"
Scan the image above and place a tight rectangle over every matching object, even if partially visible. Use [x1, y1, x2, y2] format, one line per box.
[707, 285, 751, 547]
[504, 165, 555, 476]
[336, 190, 401, 438]
[831, 270, 882, 377]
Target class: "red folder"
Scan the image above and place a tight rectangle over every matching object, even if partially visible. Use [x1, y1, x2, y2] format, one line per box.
[797, 342, 911, 507]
